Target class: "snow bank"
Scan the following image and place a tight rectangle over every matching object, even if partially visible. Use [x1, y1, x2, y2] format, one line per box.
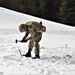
[0, 7, 75, 75]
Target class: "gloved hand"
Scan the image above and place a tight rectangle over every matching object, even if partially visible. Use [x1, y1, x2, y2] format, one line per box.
[21, 39, 28, 42]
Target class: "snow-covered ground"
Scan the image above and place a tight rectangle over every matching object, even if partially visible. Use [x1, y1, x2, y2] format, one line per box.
[0, 7, 75, 75]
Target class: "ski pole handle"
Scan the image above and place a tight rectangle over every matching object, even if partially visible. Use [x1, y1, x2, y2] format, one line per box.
[15, 39, 18, 43]
[15, 39, 28, 43]
[15, 39, 21, 43]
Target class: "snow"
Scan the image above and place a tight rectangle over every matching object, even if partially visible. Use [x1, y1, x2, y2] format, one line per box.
[0, 7, 75, 75]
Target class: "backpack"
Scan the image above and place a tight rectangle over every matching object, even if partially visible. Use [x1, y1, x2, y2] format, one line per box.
[26, 21, 46, 32]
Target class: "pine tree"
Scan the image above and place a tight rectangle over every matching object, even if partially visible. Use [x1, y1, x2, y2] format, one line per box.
[58, 0, 75, 26]
[58, 0, 68, 24]
[66, 0, 75, 26]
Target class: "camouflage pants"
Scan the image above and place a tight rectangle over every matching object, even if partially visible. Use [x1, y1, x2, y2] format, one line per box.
[28, 32, 42, 55]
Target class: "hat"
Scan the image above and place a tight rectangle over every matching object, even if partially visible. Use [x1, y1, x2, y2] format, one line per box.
[19, 24, 27, 32]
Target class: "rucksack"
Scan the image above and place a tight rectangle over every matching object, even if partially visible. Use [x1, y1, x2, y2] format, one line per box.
[26, 21, 46, 32]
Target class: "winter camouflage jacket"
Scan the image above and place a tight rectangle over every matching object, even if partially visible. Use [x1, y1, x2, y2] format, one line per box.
[23, 21, 43, 40]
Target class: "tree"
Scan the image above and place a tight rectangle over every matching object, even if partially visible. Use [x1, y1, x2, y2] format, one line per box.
[58, 0, 75, 26]
[58, 0, 68, 24]
[66, 0, 75, 26]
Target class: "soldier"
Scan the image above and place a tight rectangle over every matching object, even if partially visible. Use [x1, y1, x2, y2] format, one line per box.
[18, 21, 46, 59]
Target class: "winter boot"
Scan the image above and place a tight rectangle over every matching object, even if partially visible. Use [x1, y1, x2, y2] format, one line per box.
[32, 54, 40, 59]
[22, 48, 31, 57]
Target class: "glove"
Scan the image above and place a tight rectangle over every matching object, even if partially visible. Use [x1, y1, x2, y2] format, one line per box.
[21, 39, 28, 42]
